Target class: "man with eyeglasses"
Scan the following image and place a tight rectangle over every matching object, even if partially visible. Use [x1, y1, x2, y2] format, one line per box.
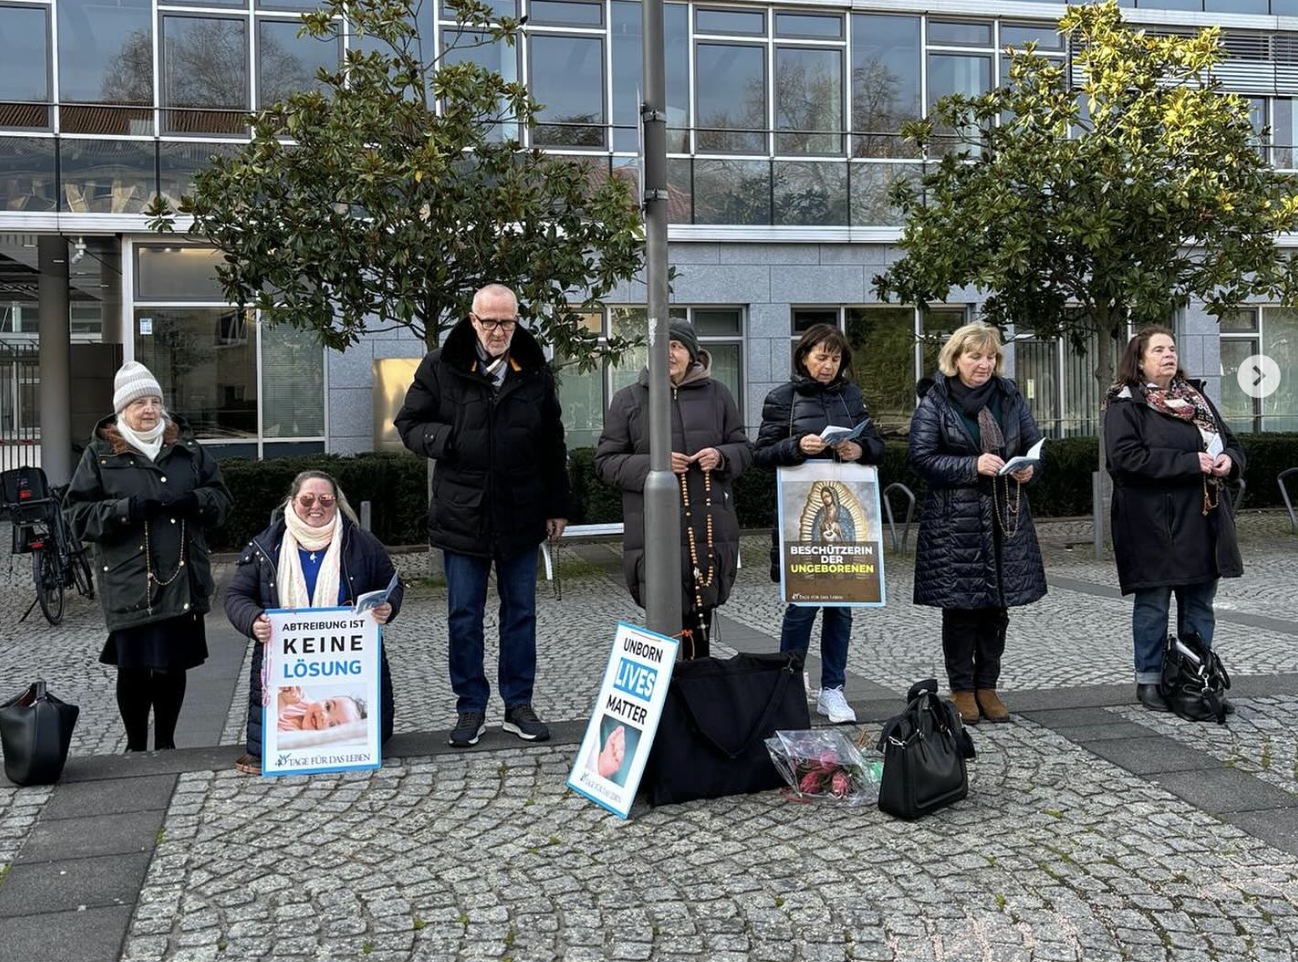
[395, 283, 570, 748]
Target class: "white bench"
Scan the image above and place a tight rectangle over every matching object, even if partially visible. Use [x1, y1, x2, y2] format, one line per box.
[540, 522, 741, 581]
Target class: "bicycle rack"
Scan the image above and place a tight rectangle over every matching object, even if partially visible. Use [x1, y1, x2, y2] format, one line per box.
[1280, 468, 1298, 534]
[883, 482, 917, 554]
[1231, 478, 1247, 515]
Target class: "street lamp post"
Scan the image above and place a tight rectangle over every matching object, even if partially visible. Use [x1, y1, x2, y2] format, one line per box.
[639, 0, 682, 642]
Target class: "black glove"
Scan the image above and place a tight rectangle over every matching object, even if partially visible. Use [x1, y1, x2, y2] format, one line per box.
[129, 496, 167, 522]
[165, 492, 201, 519]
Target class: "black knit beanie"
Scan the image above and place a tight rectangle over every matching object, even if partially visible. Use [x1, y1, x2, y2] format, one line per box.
[668, 319, 700, 362]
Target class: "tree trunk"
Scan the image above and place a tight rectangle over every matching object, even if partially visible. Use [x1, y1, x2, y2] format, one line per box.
[1092, 305, 1119, 557]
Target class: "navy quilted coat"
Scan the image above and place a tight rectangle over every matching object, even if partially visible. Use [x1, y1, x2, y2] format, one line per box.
[909, 376, 1047, 610]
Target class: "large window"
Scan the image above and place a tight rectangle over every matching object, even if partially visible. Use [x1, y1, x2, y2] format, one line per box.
[133, 245, 327, 449]
[161, 15, 250, 134]
[529, 34, 606, 148]
[59, 139, 155, 214]
[258, 19, 340, 106]
[1220, 307, 1298, 432]
[1013, 330, 1128, 438]
[556, 306, 745, 449]
[57, 0, 153, 134]
[0, 5, 51, 129]
[775, 47, 843, 155]
[850, 14, 921, 159]
[696, 43, 767, 154]
[440, 28, 520, 141]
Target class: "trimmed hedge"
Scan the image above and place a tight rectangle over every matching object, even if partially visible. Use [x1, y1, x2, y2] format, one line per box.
[210, 433, 1298, 549]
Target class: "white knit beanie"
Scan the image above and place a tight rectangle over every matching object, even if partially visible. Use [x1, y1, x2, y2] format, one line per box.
[113, 361, 163, 414]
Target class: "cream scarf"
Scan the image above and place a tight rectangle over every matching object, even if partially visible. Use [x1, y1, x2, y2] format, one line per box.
[277, 504, 343, 609]
[115, 415, 166, 461]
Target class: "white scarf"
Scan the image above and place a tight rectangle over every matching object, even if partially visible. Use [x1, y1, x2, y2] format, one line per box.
[115, 415, 166, 461]
[277, 504, 343, 609]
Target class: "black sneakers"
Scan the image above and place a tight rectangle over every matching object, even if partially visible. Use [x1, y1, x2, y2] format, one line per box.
[503, 704, 550, 742]
[448, 711, 487, 747]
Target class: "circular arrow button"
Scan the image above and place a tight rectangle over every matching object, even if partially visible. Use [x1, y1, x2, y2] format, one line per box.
[1237, 354, 1281, 400]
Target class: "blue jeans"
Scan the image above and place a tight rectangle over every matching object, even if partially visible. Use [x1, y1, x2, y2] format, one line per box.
[779, 605, 852, 690]
[1132, 581, 1217, 685]
[443, 548, 539, 714]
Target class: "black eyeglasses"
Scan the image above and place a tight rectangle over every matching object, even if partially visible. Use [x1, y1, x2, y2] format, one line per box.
[471, 313, 518, 333]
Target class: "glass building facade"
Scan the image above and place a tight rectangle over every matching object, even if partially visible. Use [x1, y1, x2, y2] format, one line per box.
[5, 0, 1297, 454]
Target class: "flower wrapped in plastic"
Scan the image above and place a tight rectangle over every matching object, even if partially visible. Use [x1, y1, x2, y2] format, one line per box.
[765, 728, 883, 806]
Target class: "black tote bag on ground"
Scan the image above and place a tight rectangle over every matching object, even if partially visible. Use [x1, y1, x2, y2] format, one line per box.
[0, 681, 80, 786]
[642, 650, 809, 806]
[875, 679, 975, 820]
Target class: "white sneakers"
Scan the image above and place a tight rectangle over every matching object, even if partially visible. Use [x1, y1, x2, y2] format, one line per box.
[816, 686, 857, 724]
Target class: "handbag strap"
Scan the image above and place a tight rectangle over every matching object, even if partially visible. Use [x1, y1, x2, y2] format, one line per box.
[675, 658, 798, 759]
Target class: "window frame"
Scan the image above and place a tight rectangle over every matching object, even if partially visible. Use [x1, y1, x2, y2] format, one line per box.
[158, 11, 253, 137]
[0, 3, 54, 132]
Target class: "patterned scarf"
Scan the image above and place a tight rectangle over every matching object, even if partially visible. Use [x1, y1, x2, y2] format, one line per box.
[1142, 378, 1220, 452]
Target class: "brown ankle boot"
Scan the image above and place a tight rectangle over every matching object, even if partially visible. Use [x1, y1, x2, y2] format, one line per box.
[950, 691, 979, 725]
[975, 689, 1010, 723]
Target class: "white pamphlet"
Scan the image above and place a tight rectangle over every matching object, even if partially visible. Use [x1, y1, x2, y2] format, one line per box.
[998, 438, 1046, 476]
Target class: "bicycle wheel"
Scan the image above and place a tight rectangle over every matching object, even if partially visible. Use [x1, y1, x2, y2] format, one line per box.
[33, 548, 65, 625]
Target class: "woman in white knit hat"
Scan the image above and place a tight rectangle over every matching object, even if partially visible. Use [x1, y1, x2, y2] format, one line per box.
[65, 361, 232, 752]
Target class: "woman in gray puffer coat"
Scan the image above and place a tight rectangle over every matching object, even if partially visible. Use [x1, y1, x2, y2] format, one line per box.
[595, 320, 753, 658]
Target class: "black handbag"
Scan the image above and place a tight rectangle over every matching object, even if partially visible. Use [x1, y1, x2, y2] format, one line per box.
[0, 681, 80, 786]
[642, 650, 809, 806]
[875, 679, 976, 820]
[1160, 633, 1231, 724]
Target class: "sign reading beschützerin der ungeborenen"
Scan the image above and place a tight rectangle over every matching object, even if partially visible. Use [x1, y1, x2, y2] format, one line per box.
[777, 462, 886, 607]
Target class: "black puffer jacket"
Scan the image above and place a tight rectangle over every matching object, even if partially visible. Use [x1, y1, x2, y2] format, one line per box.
[393, 317, 571, 558]
[594, 356, 753, 612]
[1104, 381, 1244, 595]
[755, 375, 886, 581]
[909, 375, 1047, 610]
[224, 515, 404, 757]
[65, 415, 232, 631]
[753, 376, 885, 469]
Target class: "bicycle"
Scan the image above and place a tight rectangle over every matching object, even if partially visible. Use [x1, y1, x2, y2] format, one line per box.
[1, 466, 95, 626]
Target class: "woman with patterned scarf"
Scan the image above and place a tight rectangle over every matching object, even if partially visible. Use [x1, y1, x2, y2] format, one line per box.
[1105, 326, 1244, 714]
[224, 470, 403, 774]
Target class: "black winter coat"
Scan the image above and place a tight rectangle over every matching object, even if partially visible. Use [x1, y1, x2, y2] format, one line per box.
[66, 415, 232, 631]
[753, 376, 886, 469]
[1104, 382, 1244, 595]
[755, 375, 885, 581]
[393, 318, 571, 558]
[224, 515, 404, 757]
[909, 376, 1047, 610]
[594, 357, 753, 613]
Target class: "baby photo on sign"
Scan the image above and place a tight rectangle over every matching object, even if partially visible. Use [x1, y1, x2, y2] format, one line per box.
[275, 684, 370, 749]
[584, 713, 643, 788]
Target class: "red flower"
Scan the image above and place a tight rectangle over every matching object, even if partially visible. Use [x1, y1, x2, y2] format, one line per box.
[830, 771, 851, 797]
[798, 771, 822, 794]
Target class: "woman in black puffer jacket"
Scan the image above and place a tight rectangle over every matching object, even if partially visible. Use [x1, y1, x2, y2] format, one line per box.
[910, 323, 1046, 725]
[754, 323, 884, 724]
[225, 470, 403, 774]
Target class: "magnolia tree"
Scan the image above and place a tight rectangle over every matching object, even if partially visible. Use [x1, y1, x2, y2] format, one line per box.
[148, 0, 644, 369]
[874, 2, 1298, 448]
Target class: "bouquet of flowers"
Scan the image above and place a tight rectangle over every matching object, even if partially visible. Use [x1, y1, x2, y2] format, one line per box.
[764, 729, 883, 806]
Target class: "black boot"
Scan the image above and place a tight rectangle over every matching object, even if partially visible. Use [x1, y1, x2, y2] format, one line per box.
[1137, 684, 1170, 713]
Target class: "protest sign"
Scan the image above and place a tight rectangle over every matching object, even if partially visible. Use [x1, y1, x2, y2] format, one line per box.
[567, 622, 678, 818]
[777, 462, 886, 606]
[262, 607, 382, 776]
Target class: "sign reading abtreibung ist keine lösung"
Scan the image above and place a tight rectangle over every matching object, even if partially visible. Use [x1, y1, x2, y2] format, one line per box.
[567, 622, 678, 819]
[777, 462, 886, 607]
[262, 607, 382, 777]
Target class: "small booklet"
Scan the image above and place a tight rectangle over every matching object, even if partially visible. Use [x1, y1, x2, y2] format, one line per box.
[353, 571, 399, 615]
[998, 438, 1046, 476]
[819, 421, 870, 445]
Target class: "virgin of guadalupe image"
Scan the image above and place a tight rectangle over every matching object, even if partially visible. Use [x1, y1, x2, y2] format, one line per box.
[800, 483, 860, 544]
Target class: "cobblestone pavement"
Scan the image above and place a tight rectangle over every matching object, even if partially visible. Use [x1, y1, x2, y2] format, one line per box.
[1114, 698, 1298, 800]
[119, 723, 1298, 962]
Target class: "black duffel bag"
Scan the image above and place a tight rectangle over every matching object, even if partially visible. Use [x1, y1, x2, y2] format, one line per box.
[0, 681, 80, 786]
[642, 650, 809, 806]
[876, 679, 976, 820]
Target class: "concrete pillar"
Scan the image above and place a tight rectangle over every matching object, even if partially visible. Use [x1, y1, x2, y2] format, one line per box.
[38, 235, 72, 485]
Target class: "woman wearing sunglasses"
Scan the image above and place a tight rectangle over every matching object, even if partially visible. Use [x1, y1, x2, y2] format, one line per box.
[224, 470, 404, 774]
